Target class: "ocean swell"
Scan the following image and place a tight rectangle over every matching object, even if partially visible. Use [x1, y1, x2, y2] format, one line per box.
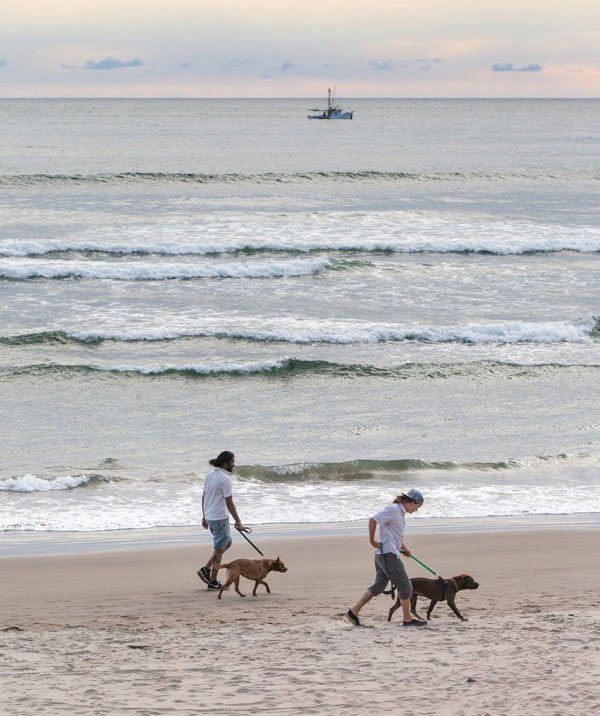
[1, 359, 598, 381]
[1, 317, 598, 347]
[1, 170, 599, 188]
[236, 457, 525, 482]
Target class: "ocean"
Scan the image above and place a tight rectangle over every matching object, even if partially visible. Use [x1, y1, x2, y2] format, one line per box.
[1, 98, 599, 533]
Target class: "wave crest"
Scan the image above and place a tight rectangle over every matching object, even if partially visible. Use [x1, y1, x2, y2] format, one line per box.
[0, 473, 107, 492]
[236, 454, 574, 482]
[0, 257, 332, 281]
[1, 317, 597, 348]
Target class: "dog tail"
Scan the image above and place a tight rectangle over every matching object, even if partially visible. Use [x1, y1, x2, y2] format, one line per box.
[218, 563, 231, 570]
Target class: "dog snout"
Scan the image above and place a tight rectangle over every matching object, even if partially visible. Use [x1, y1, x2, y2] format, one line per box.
[472, 582, 479, 589]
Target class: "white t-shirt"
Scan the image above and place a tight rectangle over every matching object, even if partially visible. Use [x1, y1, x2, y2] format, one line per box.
[203, 467, 233, 521]
[373, 502, 406, 556]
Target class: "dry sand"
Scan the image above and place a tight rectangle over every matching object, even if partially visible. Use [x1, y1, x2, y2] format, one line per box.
[1, 528, 599, 715]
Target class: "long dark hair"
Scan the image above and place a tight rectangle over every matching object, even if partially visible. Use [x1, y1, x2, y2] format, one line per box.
[209, 450, 234, 468]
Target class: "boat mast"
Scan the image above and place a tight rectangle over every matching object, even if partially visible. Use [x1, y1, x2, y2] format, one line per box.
[328, 88, 331, 115]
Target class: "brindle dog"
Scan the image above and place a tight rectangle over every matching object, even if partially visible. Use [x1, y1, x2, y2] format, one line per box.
[217, 557, 288, 599]
[388, 574, 479, 622]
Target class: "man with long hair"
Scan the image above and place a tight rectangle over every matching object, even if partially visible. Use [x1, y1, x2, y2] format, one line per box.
[197, 450, 245, 591]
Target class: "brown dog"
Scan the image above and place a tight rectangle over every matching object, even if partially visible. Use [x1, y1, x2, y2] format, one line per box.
[388, 574, 479, 622]
[217, 557, 288, 599]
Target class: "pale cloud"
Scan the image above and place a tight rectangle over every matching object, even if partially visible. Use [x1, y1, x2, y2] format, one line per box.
[280, 61, 295, 71]
[0, 60, 6, 68]
[491, 63, 542, 72]
[368, 60, 395, 71]
[84, 57, 143, 70]
[223, 59, 253, 69]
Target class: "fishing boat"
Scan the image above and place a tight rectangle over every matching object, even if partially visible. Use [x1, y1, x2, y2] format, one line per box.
[307, 88, 353, 120]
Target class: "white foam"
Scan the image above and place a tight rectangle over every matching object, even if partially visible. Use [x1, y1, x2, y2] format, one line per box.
[106, 358, 291, 375]
[0, 474, 94, 492]
[0, 256, 331, 280]
[2, 211, 600, 256]
[66, 316, 597, 345]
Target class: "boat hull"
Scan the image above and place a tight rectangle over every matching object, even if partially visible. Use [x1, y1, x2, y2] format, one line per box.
[307, 113, 353, 120]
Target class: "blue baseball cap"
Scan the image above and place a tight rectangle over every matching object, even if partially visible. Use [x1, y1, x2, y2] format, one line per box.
[402, 488, 424, 504]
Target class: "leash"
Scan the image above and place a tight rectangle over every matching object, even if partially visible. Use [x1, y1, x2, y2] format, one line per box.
[408, 554, 450, 600]
[381, 547, 443, 599]
[379, 544, 391, 578]
[235, 525, 265, 556]
[408, 553, 438, 576]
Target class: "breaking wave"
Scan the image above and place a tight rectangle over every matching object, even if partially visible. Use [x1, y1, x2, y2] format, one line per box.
[0, 473, 108, 492]
[0, 257, 333, 281]
[2, 212, 600, 258]
[1, 317, 598, 347]
[236, 454, 576, 482]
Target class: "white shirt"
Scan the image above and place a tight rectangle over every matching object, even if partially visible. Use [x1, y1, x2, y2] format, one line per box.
[373, 503, 406, 556]
[202, 467, 233, 521]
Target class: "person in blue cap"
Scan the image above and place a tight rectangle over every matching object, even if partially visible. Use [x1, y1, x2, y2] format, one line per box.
[346, 489, 426, 627]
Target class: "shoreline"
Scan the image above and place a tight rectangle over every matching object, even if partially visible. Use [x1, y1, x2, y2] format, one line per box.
[2, 512, 598, 557]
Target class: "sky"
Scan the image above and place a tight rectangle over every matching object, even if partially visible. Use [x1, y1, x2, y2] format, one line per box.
[0, 0, 599, 97]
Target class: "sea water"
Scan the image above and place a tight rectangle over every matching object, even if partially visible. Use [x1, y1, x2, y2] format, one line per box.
[1, 98, 599, 532]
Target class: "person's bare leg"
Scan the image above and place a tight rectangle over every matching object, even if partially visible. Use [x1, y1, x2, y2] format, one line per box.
[351, 590, 374, 615]
[204, 549, 218, 571]
[401, 599, 412, 622]
[209, 548, 224, 581]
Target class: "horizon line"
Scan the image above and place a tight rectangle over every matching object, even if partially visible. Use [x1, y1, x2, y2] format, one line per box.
[1, 95, 599, 101]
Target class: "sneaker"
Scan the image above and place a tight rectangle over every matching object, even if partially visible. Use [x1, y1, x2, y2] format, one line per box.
[197, 566, 211, 584]
[207, 580, 222, 590]
[346, 609, 361, 627]
[403, 618, 427, 627]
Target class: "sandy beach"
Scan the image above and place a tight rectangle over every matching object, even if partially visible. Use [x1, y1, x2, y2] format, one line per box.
[1, 526, 599, 716]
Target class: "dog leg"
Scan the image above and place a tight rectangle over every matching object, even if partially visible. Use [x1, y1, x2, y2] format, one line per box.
[387, 598, 402, 622]
[426, 600, 438, 620]
[253, 579, 270, 596]
[234, 576, 246, 598]
[218, 577, 234, 600]
[447, 598, 466, 621]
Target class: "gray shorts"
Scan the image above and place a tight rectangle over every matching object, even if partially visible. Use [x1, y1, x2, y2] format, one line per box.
[368, 552, 412, 600]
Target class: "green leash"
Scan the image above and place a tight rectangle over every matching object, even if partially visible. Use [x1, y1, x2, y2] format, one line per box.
[408, 553, 438, 576]
[379, 544, 391, 578]
[380, 544, 438, 581]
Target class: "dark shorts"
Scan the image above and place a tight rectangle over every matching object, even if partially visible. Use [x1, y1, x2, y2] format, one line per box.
[208, 518, 232, 551]
[368, 552, 412, 600]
